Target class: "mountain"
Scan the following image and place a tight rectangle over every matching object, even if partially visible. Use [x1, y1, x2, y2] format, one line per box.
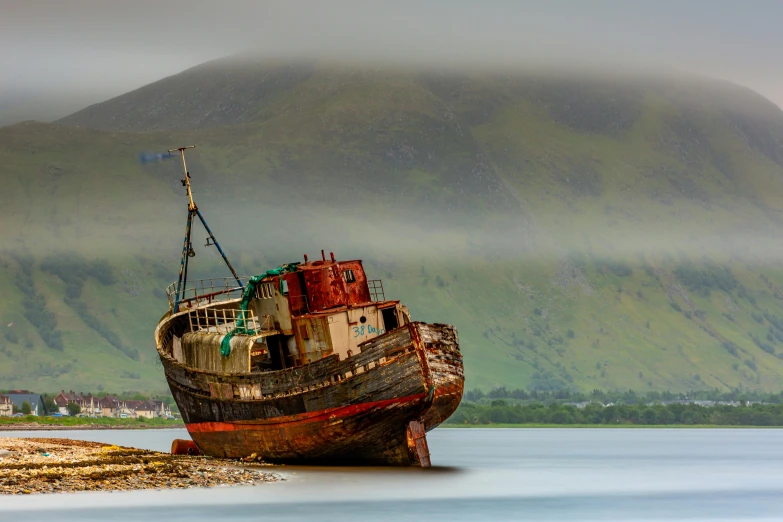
[0, 89, 109, 127]
[4, 56, 783, 394]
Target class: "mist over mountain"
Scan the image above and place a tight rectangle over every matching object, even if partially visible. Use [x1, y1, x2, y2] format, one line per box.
[0, 89, 109, 127]
[5, 56, 783, 393]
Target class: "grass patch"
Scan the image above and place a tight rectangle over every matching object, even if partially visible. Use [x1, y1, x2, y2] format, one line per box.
[0, 415, 182, 428]
[440, 424, 782, 429]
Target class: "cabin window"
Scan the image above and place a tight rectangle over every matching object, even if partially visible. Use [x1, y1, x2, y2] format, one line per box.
[343, 269, 356, 283]
[281, 279, 289, 295]
[257, 282, 275, 299]
[299, 325, 310, 340]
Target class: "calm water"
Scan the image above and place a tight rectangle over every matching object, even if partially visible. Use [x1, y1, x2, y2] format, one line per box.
[0, 428, 782, 521]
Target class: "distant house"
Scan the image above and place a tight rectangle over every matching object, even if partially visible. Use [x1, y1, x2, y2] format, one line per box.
[54, 391, 71, 414]
[124, 400, 141, 417]
[151, 400, 172, 418]
[54, 390, 80, 415]
[53, 390, 102, 416]
[135, 401, 157, 419]
[122, 399, 170, 419]
[5, 393, 43, 416]
[78, 393, 101, 416]
[99, 395, 124, 418]
[117, 400, 139, 419]
[564, 401, 593, 410]
[0, 394, 12, 417]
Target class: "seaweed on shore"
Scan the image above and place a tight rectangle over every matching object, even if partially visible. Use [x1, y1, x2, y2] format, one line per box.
[0, 437, 282, 495]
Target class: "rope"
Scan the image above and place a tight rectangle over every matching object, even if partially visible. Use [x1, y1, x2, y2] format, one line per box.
[220, 263, 299, 356]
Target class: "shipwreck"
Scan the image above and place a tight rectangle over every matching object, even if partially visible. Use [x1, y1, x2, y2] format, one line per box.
[154, 146, 464, 466]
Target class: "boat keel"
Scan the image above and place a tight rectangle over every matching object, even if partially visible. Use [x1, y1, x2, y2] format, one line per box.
[407, 420, 431, 468]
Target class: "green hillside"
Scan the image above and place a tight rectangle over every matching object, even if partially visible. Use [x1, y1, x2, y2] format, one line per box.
[3, 59, 783, 393]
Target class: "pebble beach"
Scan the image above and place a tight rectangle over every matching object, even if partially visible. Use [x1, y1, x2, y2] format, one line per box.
[0, 437, 282, 495]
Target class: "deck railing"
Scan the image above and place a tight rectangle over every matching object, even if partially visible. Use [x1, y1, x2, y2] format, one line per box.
[166, 276, 387, 311]
[367, 279, 385, 302]
[165, 277, 250, 311]
[187, 307, 276, 334]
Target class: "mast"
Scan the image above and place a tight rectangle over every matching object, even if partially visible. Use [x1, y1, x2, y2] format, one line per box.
[170, 146, 243, 312]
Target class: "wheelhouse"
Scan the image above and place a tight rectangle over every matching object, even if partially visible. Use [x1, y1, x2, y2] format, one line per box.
[167, 252, 412, 374]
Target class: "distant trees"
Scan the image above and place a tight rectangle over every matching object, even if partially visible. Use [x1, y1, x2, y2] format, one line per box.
[722, 341, 738, 357]
[10, 252, 64, 351]
[528, 370, 570, 392]
[21, 401, 31, 415]
[42, 395, 58, 415]
[65, 298, 138, 360]
[21, 293, 63, 351]
[454, 386, 783, 426]
[673, 261, 738, 297]
[66, 402, 81, 416]
[40, 253, 138, 360]
[41, 253, 117, 299]
[749, 332, 775, 355]
[595, 258, 633, 277]
[447, 401, 783, 426]
[459, 388, 783, 405]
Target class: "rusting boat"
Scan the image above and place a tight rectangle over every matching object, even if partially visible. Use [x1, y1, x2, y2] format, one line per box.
[154, 147, 463, 466]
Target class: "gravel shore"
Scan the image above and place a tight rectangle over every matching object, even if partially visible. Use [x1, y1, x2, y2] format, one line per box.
[0, 437, 282, 495]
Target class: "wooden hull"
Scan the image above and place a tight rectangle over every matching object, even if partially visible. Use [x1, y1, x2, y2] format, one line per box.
[156, 317, 463, 466]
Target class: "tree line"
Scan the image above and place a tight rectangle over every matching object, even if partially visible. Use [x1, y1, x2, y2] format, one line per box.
[447, 401, 783, 426]
[463, 387, 783, 404]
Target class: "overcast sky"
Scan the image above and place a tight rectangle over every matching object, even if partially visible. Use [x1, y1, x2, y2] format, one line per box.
[3, 0, 783, 110]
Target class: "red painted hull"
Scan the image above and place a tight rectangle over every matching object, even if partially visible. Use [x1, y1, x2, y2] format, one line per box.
[187, 393, 428, 465]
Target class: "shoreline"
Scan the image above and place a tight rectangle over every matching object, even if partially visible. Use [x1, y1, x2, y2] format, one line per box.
[0, 437, 281, 495]
[3, 423, 779, 431]
[0, 422, 185, 431]
[441, 423, 783, 428]
[4, 423, 779, 431]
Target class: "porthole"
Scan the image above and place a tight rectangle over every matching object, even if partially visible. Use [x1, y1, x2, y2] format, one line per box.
[360, 315, 367, 324]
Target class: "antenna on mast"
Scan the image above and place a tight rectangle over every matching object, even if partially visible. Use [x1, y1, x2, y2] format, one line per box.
[169, 145, 197, 211]
[167, 145, 243, 312]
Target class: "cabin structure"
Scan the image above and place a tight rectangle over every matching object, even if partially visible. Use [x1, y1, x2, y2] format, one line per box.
[175, 252, 413, 374]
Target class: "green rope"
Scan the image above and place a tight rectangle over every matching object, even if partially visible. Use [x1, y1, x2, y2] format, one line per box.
[220, 263, 299, 356]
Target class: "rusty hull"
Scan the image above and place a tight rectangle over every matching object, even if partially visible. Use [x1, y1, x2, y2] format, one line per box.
[156, 315, 463, 466]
